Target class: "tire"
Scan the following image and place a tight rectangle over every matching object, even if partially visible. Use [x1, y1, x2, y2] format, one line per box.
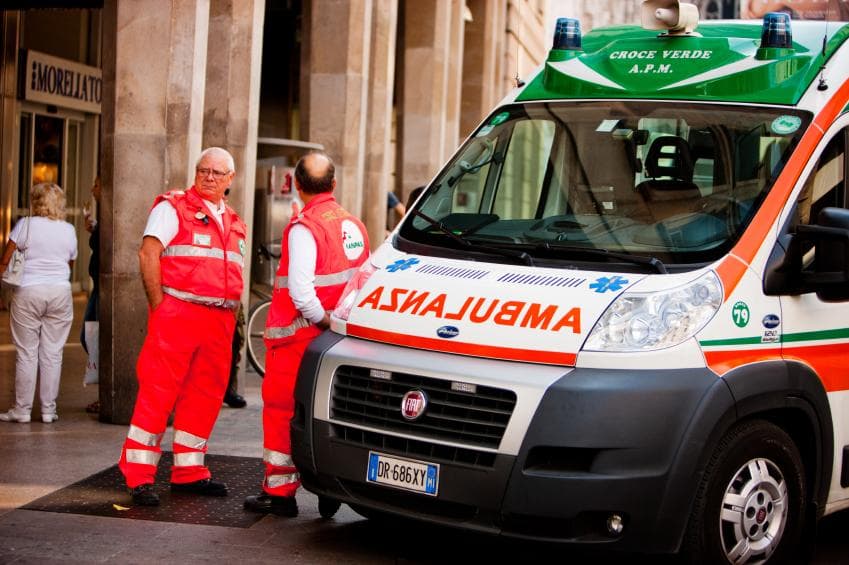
[682, 420, 806, 564]
[246, 300, 271, 376]
[318, 496, 342, 519]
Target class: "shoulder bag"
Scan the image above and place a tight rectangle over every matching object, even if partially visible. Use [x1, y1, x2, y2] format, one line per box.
[2, 215, 31, 288]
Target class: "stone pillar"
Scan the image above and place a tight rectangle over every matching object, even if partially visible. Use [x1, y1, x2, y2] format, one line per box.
[100, 0, 210, 424]
[0, 12, 20, 242]
[398, 0, 464, 201]
[203, 0, 264, 219]
[505, 0, 547, 89]
[202, 0, 264, 386]
[362, 0, 398, 249]
[461, 0, 506, 138]
[304, 0, 373, 219]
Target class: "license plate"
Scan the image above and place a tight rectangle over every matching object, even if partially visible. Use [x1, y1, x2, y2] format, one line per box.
[366, 451, 439, 496]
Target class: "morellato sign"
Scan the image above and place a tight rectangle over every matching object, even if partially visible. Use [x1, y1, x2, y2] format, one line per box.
[23, 50, 102, 114]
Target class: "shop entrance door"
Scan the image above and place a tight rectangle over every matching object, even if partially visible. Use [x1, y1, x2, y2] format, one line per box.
[17, 106, 94, 292]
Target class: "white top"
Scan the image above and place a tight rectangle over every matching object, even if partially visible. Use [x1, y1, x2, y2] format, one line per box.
[9, 216, 77, 288]
[143, 197, 225, 247]
[287, 223, 325, 324]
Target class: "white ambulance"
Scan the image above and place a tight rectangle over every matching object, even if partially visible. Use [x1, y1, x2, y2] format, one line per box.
[292, 3, 849, 562]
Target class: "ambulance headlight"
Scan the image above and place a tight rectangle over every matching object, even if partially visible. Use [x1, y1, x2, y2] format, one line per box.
[332, 261, 378, 321]
[584, 271, 722, 352]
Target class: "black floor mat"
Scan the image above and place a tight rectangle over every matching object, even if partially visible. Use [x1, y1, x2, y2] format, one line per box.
[22, 452, 266, 528]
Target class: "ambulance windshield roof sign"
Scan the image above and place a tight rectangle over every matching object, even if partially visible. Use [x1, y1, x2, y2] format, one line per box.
[518, 21, 849, 105]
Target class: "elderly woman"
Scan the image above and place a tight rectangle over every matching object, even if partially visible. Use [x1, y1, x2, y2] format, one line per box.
[0, 183, 77, 424]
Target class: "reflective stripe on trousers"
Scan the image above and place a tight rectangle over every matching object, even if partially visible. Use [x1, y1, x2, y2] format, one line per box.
[263, 448, 294, 467]
[264, 316, 312, 340]
[174, 429, 208, 450]
[173, 429, 208, 468]
[126, 449, 161, 466]
[265, 472, 300, 489]
[174, 452, 205, 467]
[127, 424, 163, 447]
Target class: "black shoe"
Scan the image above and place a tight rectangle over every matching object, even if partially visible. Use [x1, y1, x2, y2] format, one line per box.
[223, 390, 246, 408]
[131, 484, 160, 506]
[318, 496, 342, 519]
[170, 478, 228, 496]
[244, 493, 298, 517]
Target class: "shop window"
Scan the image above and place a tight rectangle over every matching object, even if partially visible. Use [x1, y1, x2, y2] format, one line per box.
[33, 115, 64, 186]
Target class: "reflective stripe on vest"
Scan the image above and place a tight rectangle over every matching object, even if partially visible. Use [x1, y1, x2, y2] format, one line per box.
[263, 448, 294, 467]
[265, 472, 300, 488]
[127, 424, 163, 447]
[162, 286, 240, 310]
[174, 429, 208, 450]
[274, 266, 360, 290]
[173, 452, 205, 467]
[162, 245, 245, 267]
[264, 315, 312, 340]
[126, 448, 161, 466]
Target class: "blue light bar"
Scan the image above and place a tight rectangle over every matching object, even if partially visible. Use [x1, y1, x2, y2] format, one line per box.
[553, 18, 581, 50]
[761, 12, 792, 49]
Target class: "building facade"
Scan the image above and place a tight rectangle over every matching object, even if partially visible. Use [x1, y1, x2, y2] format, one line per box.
[0, 0, 548, 423]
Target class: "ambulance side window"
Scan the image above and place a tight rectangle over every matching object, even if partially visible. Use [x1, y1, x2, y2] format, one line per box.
[794, 129, 846, 228]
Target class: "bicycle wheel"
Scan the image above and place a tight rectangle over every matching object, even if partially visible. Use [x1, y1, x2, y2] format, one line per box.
[246, 300, 271, 376]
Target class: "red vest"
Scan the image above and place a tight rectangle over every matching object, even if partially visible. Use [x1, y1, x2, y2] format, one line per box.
[156, 187, 247, 309]
[265, 192, 369, 346]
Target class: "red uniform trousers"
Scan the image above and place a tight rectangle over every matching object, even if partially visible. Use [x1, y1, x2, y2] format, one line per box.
[261, 338, 311, 497]
[119, 295, 236, 488]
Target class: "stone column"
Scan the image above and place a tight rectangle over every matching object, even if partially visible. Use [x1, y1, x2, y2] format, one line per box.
[203, 0, 264, 220]
[202, 0, 265, 386]
[100, 0, 210, 424]
[362, 0, 398, 249]
[461, 0, 506, 138]
[0, 12, 20, 242]
[304, 0, 373, 219]
[398, 0, 464, 201]
[505, 0, 547, 91]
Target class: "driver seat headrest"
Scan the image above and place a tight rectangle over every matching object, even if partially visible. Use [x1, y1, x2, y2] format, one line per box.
[644, 136, 694, 182]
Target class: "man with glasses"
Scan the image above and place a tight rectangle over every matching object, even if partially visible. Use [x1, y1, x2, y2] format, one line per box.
[118, 147, 248, 506]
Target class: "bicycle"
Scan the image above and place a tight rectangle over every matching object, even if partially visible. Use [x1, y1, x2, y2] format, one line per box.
[246, 241, 281, 376]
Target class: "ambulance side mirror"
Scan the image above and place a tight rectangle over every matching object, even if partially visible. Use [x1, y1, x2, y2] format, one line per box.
[764, 207, 849, 301]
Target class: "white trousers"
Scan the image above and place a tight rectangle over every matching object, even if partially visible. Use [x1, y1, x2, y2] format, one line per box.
[10, 285, 73, 415]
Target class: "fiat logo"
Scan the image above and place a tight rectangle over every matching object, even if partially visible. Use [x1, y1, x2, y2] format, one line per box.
[401, 390, 428, 421]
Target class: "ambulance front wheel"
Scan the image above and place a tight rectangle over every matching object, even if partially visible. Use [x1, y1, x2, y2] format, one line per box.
[683, 420, 806, 564]
[318, 496, 341, 519]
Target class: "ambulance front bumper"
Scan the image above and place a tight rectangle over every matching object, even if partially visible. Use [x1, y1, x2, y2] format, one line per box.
[292, 332, 734, 553]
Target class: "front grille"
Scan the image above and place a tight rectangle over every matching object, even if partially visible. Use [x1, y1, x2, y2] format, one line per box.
[332, 424, 497, 467]
[331, 365, 517, 449]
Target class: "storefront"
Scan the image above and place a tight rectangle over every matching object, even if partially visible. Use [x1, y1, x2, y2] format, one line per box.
[0, 8, 101, 292]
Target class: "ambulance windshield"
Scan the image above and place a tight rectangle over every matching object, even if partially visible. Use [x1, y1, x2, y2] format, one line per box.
[399, 101, 810, 270]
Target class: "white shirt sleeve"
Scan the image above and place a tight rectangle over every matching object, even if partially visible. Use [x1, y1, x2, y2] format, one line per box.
[143, 201, 179, 247]
[287, 223, 326, 324]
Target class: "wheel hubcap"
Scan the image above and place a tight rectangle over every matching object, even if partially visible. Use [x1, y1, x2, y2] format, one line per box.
[719, 457, 788, 564]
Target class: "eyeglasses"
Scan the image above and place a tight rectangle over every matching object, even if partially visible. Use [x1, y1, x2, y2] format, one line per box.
[196, 167, 231, 179]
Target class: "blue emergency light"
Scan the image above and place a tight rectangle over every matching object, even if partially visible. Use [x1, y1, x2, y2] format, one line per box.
[553, 17, 581, 50]
[761, 12, 793, 49]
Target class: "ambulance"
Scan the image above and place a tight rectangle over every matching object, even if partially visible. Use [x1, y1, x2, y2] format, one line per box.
[291, 2, 849, 562]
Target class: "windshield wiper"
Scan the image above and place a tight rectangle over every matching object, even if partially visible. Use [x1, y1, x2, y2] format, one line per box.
[412, 210, 534, 266]
[535, 242, 667, 274]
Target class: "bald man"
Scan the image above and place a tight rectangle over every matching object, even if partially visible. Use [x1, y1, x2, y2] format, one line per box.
[244, 151, 369, 516]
